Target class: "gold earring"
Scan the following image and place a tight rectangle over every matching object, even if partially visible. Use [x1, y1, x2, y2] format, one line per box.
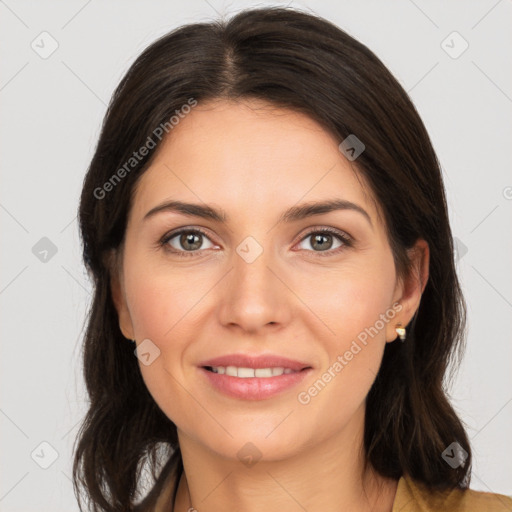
[395, 323, 406, 342]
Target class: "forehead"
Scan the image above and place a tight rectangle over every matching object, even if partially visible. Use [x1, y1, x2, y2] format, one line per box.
[129, 99, 381, 228]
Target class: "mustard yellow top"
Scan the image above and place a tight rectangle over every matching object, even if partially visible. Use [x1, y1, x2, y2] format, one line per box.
[391, 474, 512, 512]
[151, 471, 512, 511]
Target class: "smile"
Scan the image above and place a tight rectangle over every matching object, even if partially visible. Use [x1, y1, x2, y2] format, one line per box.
[205, 366, 299, 378]
[199, 366, 312, 400]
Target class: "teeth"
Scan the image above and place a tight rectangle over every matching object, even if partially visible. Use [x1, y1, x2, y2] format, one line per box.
[255, 368, 273, 378]
[238, 367, 255, 378]
[226, 366, 238, 377]
[209, 366, 298, 378]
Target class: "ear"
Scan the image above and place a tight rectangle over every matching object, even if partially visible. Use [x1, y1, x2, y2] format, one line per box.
[386, 238, 429, 342]
[107, 249, 135, 341]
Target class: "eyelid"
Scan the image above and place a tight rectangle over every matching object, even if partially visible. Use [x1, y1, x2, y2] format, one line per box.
[297, 225, 352, 242]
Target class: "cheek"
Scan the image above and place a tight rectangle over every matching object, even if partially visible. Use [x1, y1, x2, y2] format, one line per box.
[125, 259, 203, 341]
[123, 257, 215, 397]
[124, 267, 205, 428]
[293, 256, 396, 410]
[294, 253, 397, 344]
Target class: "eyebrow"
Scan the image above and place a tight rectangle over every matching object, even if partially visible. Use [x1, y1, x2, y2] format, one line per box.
[143, 198, 373, 229]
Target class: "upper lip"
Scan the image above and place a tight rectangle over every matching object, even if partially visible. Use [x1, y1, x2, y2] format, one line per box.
[199, 354, 312, 372]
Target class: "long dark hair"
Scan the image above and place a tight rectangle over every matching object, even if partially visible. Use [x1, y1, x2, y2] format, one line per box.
[74, 6, 471, 511]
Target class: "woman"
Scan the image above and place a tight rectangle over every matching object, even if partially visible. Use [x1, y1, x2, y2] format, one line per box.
[73, 6, 512, 512]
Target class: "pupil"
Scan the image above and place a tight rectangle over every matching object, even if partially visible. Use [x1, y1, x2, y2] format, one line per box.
[181, 232, 201, 250]
[313, 233, 332, 251]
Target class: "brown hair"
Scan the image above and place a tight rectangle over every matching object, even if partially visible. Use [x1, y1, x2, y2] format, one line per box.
[74, 6, 471, 511]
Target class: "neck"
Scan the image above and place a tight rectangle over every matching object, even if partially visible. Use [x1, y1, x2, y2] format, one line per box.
[172, 403, 398, 512]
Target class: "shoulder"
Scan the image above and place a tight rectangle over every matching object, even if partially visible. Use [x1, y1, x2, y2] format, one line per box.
[392, 474, 512, 512]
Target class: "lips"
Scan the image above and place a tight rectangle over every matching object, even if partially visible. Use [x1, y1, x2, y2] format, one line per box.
[197, 353, 313, 400]
[198, 353, 312, 372]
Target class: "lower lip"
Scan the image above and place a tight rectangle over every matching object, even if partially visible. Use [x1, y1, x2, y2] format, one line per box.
[199, 367, 312, 400]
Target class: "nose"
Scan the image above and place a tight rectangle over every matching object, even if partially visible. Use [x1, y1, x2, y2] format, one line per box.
[216, 243, 291, 334]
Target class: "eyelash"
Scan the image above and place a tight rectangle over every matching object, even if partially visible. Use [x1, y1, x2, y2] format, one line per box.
[159, 226, 353, 258]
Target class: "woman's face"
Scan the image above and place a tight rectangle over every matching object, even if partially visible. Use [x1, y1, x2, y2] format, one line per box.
[112, 98, 427, 462]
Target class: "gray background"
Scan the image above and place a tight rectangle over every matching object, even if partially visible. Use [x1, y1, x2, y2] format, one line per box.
[1, 0, 511, 510]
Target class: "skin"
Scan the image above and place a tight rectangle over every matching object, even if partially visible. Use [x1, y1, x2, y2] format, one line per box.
[111, 98, 429, 512]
